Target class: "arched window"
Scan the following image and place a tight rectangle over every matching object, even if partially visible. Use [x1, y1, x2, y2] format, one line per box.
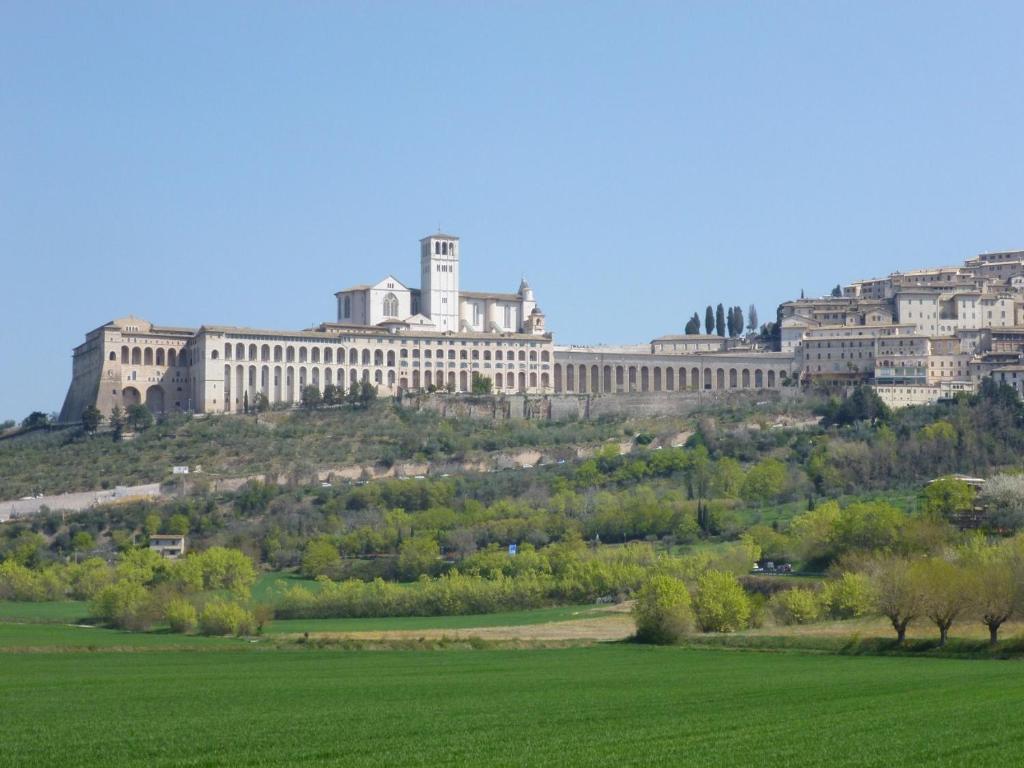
[156, 349, 165, 366]
[132, 347, 141, 365]
[121, 346, 129, 364]
[383, 293, 399, 317]
[168, 349, 177, 367]
[108, 351, 116, 361]
[212, 350, 219, 360]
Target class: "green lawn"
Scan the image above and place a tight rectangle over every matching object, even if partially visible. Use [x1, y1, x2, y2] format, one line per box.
[264, 604, 607, 634]
[3, 646, 1024, 766]
[0, 600, 89, 623]
[0, 622, 237, 649]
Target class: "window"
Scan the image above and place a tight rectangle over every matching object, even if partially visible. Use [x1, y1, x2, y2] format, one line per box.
[343, 296, 351, 318]
[383, 293, 399, 317]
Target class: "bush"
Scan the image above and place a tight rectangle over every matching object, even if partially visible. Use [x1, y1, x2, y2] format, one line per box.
[822, 572, 876, 619]
[768, 587, 822, 625]
[0, 561, 47, 601]
[632, 575, 693, 644]
[90, 581, 154, 630]
[199, 599, 256, 636]
[694, 570, 751, 633]
[165, 597, 198, 634]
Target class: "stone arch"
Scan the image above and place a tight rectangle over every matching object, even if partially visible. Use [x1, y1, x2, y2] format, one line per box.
[374, 350, 383, 366]
[447, 371, 456, 390]
[530, 372, 538, 388]
[653, 367, 662, 391]
[716, 368, 725, 389]
[577, 365, 587, 393]
[362, 349, 371, 365]
[460, 371, 468, 391]
[109, 351, 117, 361]
[553, 364, 562, 392]
[145, 385, 165, 413]
[387, 370, 396, 386]
[298, 366, 307, 391]
[413, 370, 421, 388]
[349, 349, 358, 365]
[248, 344, 257, 361]
[518, 372, 526, 392]
[628, 366, 638, 392]
[286, 366, 295, 403]
[755, 369, 764, 388]
[603, 365, 612, 392]
[591, 365, 600, 393]
[121, 346, 129, 363]
[387, 350, 395, 366]
[616, 366, 624, 392]
[704, 368, 713, 390]
[156, 348, 165, 366]
[224, 343, 233, 360]
[374, 370, 383, 384]
[312, 367, 320, 388]
[311, 347, 320, 364]
[324, 348, 333, 364]
[142, 348, 152, 366]
[541, 372, 550, 388]
[566, 365, 575, 392]
[324, 368, 333, 387]
[742, 369, 751, 388]
[641, 366, 650, 392]
[274, 345, 283, 362]
[299, 347, 308, 364]
[542, 351, 550, 362]
[729, 369, 738, 388]
[274, 366, 282, 403]
[336, 368, 345, 391]
[132, 347, 142, 365]
[236, 343, 245, 360]
[665, 367, 674, 391]
[123, 386, 141, 408]
[168, 349, 177, 367]
[691, 367, 700, 390]
[224, 365, 232, 411]
[286, 347, 296, 363]
[767, 370, 777, 388]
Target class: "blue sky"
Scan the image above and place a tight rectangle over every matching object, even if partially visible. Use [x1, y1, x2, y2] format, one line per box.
[2, 2, 1023, 422]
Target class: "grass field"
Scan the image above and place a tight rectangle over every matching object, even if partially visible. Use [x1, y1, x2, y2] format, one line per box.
[3, 645, 1024, 767]
[0, 599, 89, 623]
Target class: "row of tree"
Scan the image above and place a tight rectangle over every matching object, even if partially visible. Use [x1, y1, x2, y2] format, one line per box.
[684, 304, 758, 338]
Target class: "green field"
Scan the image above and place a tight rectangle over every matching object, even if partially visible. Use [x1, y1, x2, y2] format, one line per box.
[3, 646, 1023, 767]
[0, 599, 89, 623]
[264, 604, 607, 634]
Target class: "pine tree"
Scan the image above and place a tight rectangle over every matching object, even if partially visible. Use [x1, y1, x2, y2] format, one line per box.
[705, 306, 714, 335]
[715, 304, 726, 337]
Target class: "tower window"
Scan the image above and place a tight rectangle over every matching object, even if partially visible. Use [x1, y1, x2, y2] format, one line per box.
[384, 293, 399, 317]
[435, 242, 441, 255]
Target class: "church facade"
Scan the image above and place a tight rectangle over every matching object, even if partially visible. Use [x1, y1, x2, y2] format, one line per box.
[59, 232, 795, 422]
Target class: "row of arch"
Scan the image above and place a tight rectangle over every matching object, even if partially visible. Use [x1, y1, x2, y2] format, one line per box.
[551, 363, 785, 393]
[122, 384, 168, 413]
[116, 346, 181, 367]
[220, 364, 552, 411]
[216, 342, 550, 365]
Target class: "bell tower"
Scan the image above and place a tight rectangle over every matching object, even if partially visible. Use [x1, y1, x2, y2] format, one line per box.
[419, 234, 460, 332]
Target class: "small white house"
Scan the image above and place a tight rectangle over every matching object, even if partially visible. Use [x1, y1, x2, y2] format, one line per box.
[149, 534, 187, 559]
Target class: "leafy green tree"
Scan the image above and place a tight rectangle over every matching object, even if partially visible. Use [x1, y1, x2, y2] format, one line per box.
[715, 303, 726, 337]
[126, 404, 153, 431]
[301, 385, 322, 409]
[921, 477, 975, 521]
[252, 392, 269, 412]
[198, 599, 255, 636]
[964, 543, 1023, 644]
[90, 581, 154, 630]
[471, 373, 493, 394]
[80, 405, 102, 434]
[302, 538, 342, 579]
[21, 411, 49, 430]
[71, 531, 94, 553]
[398, 536, 440, 580]
[820, 386, 891, 427]
[684, 313, 701, 335]
[869, 556, 924, 643]
[143, 513, 162, 537]
[705, 306, 714, 335]
[322, 384, 340, 406]
[914, 557, 969, 646]
[694, 570, 751, 632]
[740, 459, 787, 504]
[165, 597, 198, 633]
[359, 381, 378, 404]
[108, 405, 125, 441]
[747, 304, 758, 333]
[831, 284, 843, 297]
[712, 457, 744, 498]
[821, 572, 875, 619]
[164, 514, 190, 536]
[769, 588, 822, 625]
[632, 575, 693, 643]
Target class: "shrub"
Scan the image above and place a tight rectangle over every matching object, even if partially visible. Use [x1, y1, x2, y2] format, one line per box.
[165, 597, 198, 634]
[694, 570, 751, 633]
[632, 575, 693, 644]
[0, 561, 46, 601]
[822, 572, 876, 619]
[199, 599, 255, 636]
[768, 587, 822, 625]
[90, 581, 154, 630]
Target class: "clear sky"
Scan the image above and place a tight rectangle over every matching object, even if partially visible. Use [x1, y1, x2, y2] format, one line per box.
[2, 2, 1023, 422]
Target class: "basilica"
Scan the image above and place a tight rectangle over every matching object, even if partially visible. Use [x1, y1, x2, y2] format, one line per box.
[59, 232, 798, 422]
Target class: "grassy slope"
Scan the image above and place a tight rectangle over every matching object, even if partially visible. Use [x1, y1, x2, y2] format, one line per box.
[3, 646, 1024, 767]
[0, 404, 637, 499]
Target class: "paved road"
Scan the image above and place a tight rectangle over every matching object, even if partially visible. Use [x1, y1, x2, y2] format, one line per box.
[0, 483, 162, 522]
